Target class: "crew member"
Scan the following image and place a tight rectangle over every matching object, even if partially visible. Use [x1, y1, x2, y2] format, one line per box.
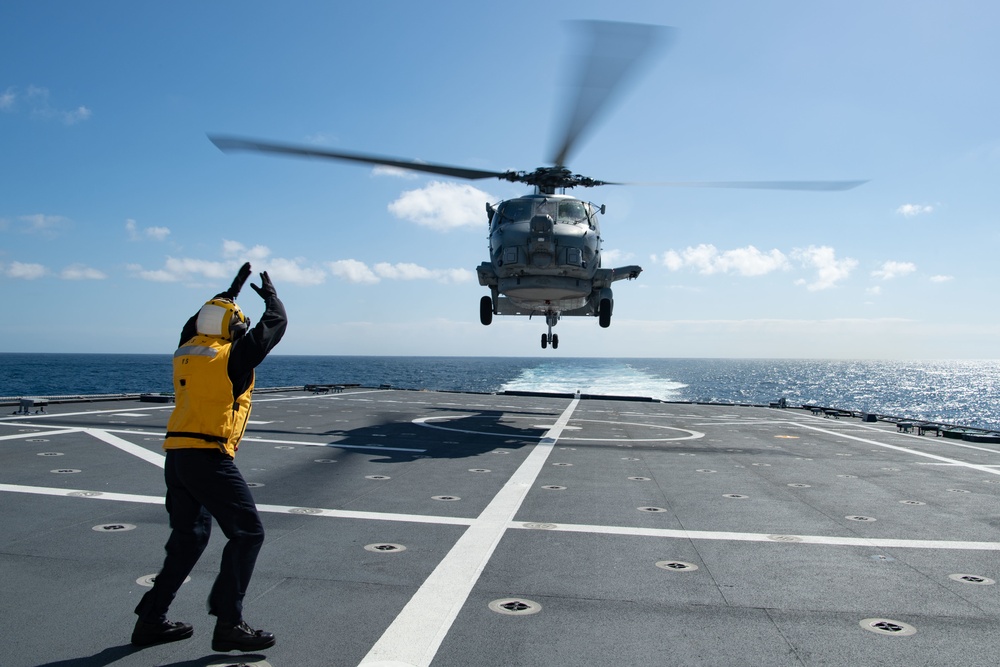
[132, 262, 287, 653]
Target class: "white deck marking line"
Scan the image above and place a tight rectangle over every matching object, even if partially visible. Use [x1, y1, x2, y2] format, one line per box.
[359, 398, 581, 667]
[5, 481, 999, 550]
[793, 422, 1000, 475]
[54, 428, 428, 455]
[84, 428, 166, 468]
[508, 521, 1000, 550]
[0, 484, 475, 526]
[0, 428, 81, 441]
[0, 484, 164, 505]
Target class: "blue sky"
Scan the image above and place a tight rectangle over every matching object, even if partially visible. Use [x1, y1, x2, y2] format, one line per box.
[2, 1, 997, 358]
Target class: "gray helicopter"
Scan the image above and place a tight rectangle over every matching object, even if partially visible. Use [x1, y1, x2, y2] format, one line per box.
[209, 22, 864, 350]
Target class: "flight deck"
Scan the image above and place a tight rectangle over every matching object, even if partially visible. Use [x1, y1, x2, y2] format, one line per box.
[2, 387, 999, 666]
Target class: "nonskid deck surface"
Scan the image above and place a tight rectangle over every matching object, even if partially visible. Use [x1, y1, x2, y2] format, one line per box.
[2, 388, 999, 667]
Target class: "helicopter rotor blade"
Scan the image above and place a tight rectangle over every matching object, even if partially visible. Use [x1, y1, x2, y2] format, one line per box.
[549, 21, 674, 169]
[616, 179, 869, 191]
[208, 135, 509, 181]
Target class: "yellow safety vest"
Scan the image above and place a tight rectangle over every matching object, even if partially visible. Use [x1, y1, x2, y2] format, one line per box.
[164, 335, 254, 458]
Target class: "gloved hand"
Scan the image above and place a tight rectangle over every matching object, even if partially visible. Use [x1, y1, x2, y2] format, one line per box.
[250, 271, 277, 300]
[221, 262, 252, 300]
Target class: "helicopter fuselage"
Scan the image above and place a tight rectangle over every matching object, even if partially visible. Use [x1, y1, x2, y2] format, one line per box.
[476, 194, 641, 333]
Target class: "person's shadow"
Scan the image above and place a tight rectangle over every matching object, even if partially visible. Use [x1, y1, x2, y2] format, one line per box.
[35, 645, 267, 667]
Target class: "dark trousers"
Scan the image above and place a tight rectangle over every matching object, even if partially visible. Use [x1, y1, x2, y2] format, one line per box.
[134, 448, 265, 625]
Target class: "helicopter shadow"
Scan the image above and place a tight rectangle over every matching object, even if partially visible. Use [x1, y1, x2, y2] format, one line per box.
[323, 405, 560, 464]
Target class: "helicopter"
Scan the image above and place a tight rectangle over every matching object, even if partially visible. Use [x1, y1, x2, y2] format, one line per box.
[208, 21, 864, 350]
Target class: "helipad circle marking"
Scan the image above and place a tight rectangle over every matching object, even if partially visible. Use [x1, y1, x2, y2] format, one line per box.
[93, 523, 136, 532]
[137, 574, 191, 587]
[949, 574, 995, 585]
[489, 598, 541, 616]
[656, 560, 699, 571]
[365, 543, 407, 553]
[859, 618, 916, 636]
[412, 415, 703, 442]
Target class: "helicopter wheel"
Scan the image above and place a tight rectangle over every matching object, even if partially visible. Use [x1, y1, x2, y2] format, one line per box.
[598, 298, 612, 328]
[480, 295, 493, 326]
[541, 333, 548, 349]
[552, 334, 559, 349]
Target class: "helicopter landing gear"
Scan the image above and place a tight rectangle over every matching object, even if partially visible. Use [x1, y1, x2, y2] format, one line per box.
[598, 298, 612, 328]
[480, 295, 493, 325]
[541, 311, 560, 349]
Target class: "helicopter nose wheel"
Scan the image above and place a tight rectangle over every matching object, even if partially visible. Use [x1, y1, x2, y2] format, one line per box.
[541, 311, 559, 349]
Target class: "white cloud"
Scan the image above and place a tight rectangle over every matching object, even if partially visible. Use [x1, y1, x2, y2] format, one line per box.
[896, 203, 934, 217]
[930, 275, 954, 283]
[14, 86, 92, 125]
[20, 213, 70, 235]
[328, 259, 379, 284]
[263, 257, 326, 286]
[2, 261, 48, 280]
[328, 259, 474, 284]
[790, 246, 858, 291]
[372, 165, 420, 180]
[866, 286, 882, 296]
[654, 244, 790, 276]
[222, 240, 270, 262]
[0, 87, 15, 111]
[126, 219, 171, 242]
[871, 260, 916, 280]
[126, 263, 177, 282]
[128, 241, 324, 287]
[61, 264, 107, 280]
[374, 262, 474, 284]
[603, 249, 635, 265]
[388, 181, 494, 231]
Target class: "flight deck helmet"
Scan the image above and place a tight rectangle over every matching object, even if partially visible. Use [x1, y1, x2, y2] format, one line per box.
[195, 298, 250, 341]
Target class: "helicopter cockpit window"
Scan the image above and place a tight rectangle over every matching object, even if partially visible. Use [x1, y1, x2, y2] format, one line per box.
[557, 200, 588, 224]
[496, 199, 533, 224]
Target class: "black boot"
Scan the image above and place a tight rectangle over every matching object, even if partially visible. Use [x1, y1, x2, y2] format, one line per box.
[131, 618, 194, 647]
[212, 620, 276, 652]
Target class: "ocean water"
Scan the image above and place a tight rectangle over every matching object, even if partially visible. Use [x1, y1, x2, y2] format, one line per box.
[1, 354, 999, 431]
